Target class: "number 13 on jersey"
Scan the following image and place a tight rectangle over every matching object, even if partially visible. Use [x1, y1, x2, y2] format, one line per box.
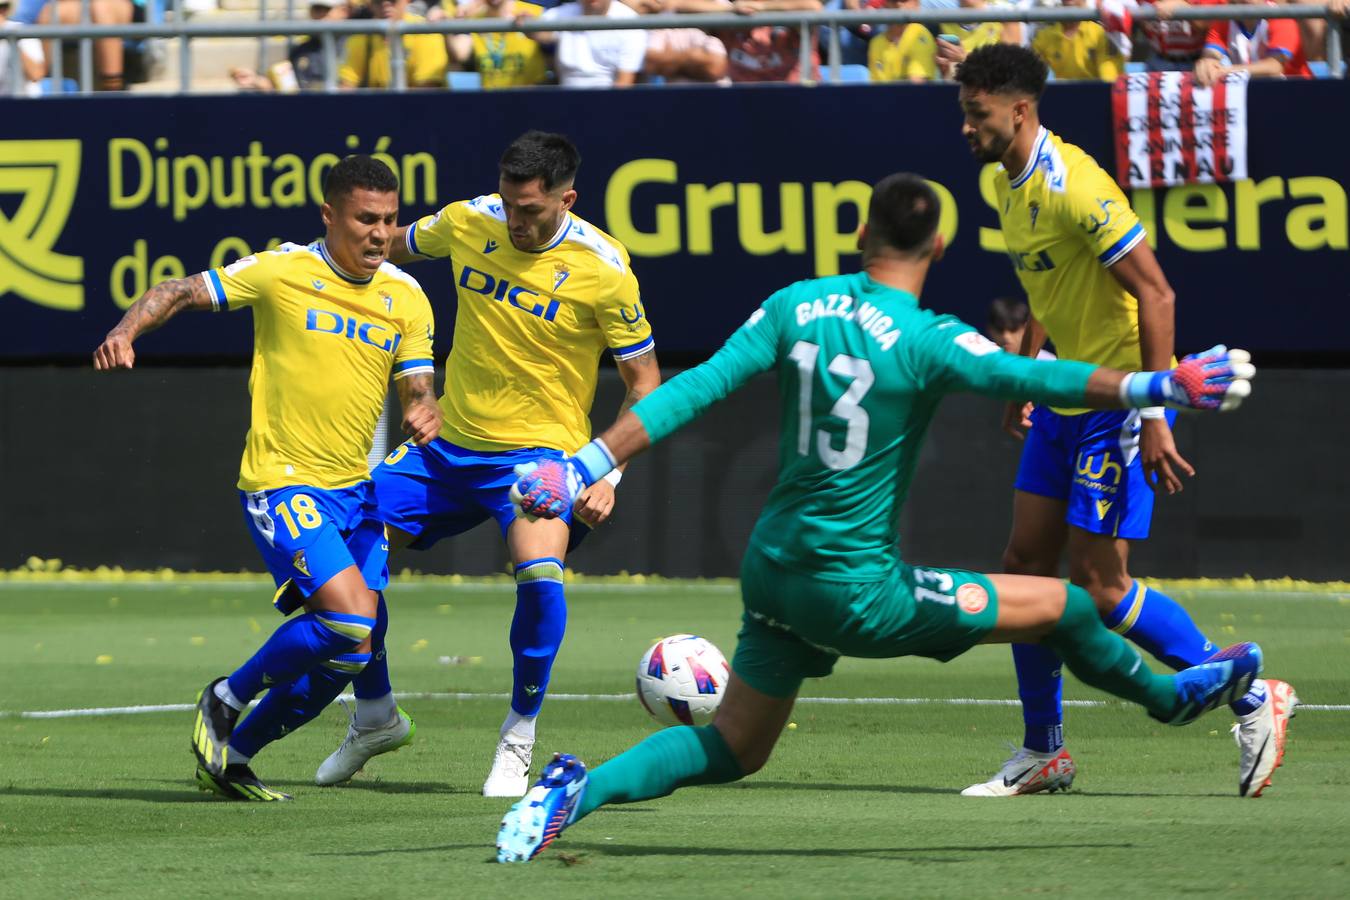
[789, 340, 876, 471]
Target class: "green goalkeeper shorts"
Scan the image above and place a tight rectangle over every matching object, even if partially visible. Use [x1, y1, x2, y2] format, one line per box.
[732, 546, 1001, 698]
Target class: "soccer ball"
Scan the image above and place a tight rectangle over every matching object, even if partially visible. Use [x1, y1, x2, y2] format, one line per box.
[635, 634, 729, 727]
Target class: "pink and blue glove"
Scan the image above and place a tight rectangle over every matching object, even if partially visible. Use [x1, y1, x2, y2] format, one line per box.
[510, 439, 617, 520]
[1121, 345, 1255, 411]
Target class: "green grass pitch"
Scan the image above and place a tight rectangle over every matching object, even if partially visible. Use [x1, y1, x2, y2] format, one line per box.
[3, 580, 1349, 897]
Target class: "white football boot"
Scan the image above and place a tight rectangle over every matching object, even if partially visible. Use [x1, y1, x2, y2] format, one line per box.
[483, 736, 534, 797]
[1234, 679, 1298, 798]
[961, 746, 1076, 797]
[315, 707, 415, 786]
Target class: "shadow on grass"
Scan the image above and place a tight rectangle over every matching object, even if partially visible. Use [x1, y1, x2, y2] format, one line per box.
[317, 844, 487, 857]
[727, 780, 955, 796]
[293, 780, 462, 795]
[728, 781, 1228, 799]
[0, 785, 217, 803]
[562, 840, 1134, 861]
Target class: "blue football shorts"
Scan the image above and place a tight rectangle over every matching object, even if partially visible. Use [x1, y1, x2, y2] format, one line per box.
[372, 438, 590, 552]
[1014, 406, 1177, 540]
[241, 480, 390, 610]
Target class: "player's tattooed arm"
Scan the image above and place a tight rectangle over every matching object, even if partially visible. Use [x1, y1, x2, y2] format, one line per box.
[612, 350, 662, 472]
[93, 274, 215, 371]
[397, 372, 442, 446]
[572, 349, 661, 526]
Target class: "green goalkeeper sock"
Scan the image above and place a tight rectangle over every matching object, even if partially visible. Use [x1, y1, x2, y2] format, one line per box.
[576, 725, 743, 821]
[1042, 583, 1181, 720]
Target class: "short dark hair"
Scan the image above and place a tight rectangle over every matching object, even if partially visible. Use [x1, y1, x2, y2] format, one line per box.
[499, 131, 581, 192]
[987, 296, 1029, 333]
[866, 173, 941, 257]
[954, 43, 1048, 100]
[324, 155, 398, 203]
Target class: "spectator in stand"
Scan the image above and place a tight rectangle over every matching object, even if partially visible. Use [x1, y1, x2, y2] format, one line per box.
[935, 0, 1023, 79]
[341, 0, 450, 88]
[446, 0, 549, 88]
[868, 0, 939, 83]
[1289, 0, 1349, 65]
[527, 0, 646, 87]
[662, 0, 822, 83]
[0, 0, 46, 95]
[1030, 0, 1124, 80]
[820, 0, 881, 66]
[26, 0, 133, 90]
[644, 26, 730, 83]
[1129, 0, 1228, 72]
[1195, 0, 1311, 84]
[231, 0, 348, 92]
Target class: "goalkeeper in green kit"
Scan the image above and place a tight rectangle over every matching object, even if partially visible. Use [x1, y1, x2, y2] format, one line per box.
[495, 174, 1261, 863]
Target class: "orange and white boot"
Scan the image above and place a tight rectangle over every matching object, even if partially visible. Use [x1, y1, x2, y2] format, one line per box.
[961, 746, 1077, 797]
[1235, 678, 1298, 798]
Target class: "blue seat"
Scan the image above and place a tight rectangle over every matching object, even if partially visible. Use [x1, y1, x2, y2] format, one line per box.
[1126, 61, 1147, 74]
[448, 71, 482, 91]
[832, 64, 871, 84]
[39, 78, 81, 94]
[1309, 60, 1331, 79]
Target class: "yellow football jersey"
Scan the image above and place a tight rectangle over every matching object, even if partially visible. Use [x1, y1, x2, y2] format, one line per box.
[868, 25, 938, 83]
[452, 0, 548, 89]
[203, 241, 436, 492]
[1032, 23, 1124, 82]
[408, 195, 652, 454]
[993, 128, 1149, 413]
[339, 13, 450, 89]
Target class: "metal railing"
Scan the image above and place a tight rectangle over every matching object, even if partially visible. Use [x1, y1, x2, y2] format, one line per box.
[5, 5, 1345, 96]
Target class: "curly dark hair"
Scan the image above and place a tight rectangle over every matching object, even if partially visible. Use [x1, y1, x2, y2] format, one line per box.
[954, 43, 1048, 100]
[324, 154, 398, 203]
[500, 131, 581, 192]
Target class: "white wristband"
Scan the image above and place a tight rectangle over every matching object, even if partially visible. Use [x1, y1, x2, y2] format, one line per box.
[1139, 406, 1167, 420]
[603, 469, 623, 487]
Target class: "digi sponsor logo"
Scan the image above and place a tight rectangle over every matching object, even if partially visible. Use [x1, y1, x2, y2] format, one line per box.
[458, 265, 561, 322]
[0, 140, 85, 311]
[305, 308, 403, 353]
[1007, 248, 1056, 272]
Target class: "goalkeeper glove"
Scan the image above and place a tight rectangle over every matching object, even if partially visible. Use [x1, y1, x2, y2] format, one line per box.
[510, 439, 617, 520]
[1120, 345, 1255, 411]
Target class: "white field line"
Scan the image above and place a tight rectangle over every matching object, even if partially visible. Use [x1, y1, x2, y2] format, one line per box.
[4, 691, 1347, 719]
[2, 581, 1345, 605]
[0, 581, 738, 594]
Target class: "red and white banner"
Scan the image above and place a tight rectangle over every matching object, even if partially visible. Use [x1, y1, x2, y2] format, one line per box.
[1112, 71, 1249, 189]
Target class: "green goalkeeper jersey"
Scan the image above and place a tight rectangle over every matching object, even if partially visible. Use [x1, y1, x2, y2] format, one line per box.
[631, 272, 1097, 581]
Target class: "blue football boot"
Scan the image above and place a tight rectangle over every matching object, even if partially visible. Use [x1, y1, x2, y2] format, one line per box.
[496, 753, 588, 863]
[1156, 642, 1263, 726]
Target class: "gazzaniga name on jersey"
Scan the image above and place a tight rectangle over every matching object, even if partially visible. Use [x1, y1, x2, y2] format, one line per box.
[794, 293, 901, 351]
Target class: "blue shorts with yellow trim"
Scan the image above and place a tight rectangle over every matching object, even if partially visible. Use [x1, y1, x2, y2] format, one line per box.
[1014, 405, 1176, 540]
[372, 438, 590, 552]
[241, 481, 389, 607]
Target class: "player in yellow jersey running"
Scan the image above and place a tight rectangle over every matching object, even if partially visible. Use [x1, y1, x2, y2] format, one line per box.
[953, 44, 1295, 799]
[93, 156, 441, 801]
[314, 131, 663, 797]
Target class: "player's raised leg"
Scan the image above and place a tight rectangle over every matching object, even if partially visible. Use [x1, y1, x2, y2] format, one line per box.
[981, 574, 1262, 728]
[497, 672, 793, 863]
[483, 515, 572, 797]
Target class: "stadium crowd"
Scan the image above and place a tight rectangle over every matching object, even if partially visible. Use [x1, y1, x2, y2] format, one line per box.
[1, 0, 1345, 93]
